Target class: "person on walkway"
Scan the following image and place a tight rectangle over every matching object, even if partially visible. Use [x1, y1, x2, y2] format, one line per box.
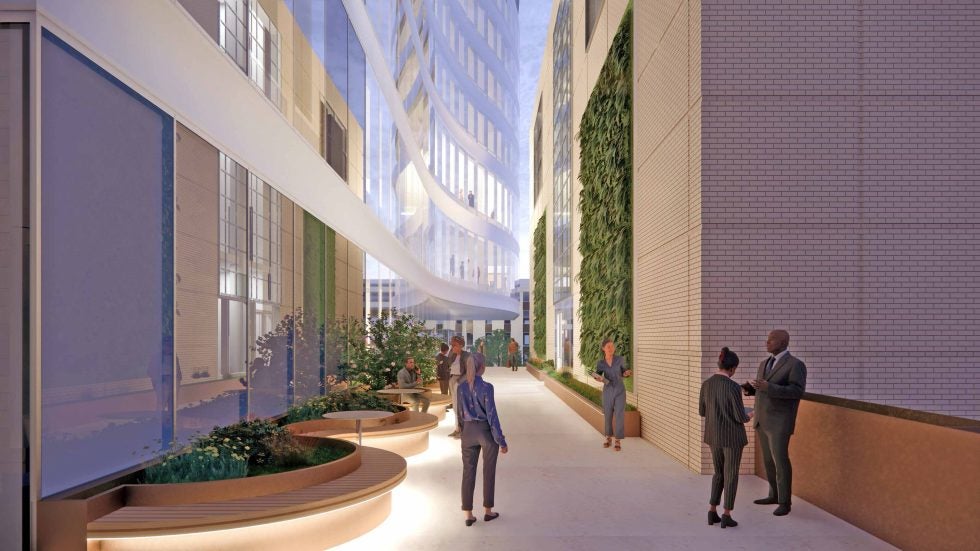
[436, 343, 451, 395]
[457, 362, 508, 526]
[506, 338, 520, 371]
[447, 335, 474, 438]
[397, 358, 430, 413]
[467, 190, 475, 208]
[450, 254, 456, 278]
[592, 338, 632, 450]
[700, 347, 752, 528]
[743, 329, 807, 516]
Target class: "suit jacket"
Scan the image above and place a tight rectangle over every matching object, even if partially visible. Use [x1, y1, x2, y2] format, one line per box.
[435, 352, 451, 380]
[748, 352, 807, 435]
[699, 374, 749, 448]
[446, 350, 474, 378]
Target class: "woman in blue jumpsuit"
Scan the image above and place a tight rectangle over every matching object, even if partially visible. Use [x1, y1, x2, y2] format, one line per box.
[593, 338, 632, 451]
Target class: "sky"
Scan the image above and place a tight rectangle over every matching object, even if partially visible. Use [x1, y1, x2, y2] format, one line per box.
[516, 1, 552, 279]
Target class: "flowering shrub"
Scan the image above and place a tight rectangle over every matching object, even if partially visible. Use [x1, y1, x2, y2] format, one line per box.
[340, 311, 441, 390]
[141, 418, 351, 484]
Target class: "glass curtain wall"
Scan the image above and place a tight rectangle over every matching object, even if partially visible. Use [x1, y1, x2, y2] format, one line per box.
[552, 0, 573, 369]
[359, 0, 520, 314]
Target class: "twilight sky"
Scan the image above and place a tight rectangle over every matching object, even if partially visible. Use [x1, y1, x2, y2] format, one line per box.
[516, 0, 551, 279]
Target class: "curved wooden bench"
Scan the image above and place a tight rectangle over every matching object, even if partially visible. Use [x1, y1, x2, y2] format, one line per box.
[426, 392, 452, 421]
[287, 410, 439, 457]
[84, 446, 406, 550]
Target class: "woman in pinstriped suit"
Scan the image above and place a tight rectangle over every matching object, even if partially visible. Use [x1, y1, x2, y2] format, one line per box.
[699, 347, 753, 528]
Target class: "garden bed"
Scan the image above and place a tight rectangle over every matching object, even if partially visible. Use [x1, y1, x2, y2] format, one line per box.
[117, 438, 358, 507]
[543, 375, 640, 437]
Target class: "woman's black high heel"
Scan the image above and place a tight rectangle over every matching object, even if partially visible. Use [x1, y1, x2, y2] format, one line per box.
[708, 511, 721, 525]
[720, 514, 738, 528]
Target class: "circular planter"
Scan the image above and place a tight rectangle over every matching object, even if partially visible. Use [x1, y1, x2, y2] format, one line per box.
[124, 438, 359, 506]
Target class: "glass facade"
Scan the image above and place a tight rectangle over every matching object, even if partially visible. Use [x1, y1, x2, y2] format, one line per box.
[31, 0, 520, 499]
[362, 0, 520, 317]
[552, 0, 573, 367]
[40, 31, 174, 497]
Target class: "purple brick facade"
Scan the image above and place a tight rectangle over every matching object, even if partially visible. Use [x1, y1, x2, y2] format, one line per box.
[699, 0, 980, 419]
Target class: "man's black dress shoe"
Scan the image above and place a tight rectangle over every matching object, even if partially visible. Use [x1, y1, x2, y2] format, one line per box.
[708, 511, 721, 525]
[773, 504, 792, 516]
[753, 497, 779, 505]
[720, 514, 738, 528]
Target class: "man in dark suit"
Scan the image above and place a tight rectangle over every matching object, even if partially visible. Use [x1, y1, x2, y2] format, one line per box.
[435, 343, 451, 395]
[744, 329, 807, 516]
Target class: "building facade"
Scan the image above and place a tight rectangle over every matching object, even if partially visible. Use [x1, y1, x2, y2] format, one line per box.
[0, 0, 520, 547]
[361, 0, 522, 321]
[529, 0, 631, 383]
[531, 0, 980, 475]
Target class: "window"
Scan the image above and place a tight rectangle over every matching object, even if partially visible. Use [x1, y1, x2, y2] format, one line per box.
[585, 0, 605, 48]
[219, 0, 248, 72]
[248, 0, 281, 108]
[219, 153, 249, 298]
[553, 0, 572, 303]
[321, 101, 348, 181]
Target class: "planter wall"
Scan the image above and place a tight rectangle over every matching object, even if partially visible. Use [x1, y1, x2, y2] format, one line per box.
[543, 376, 640, 437]
[525, 364, 544, 380]
[78, 438, 360, 510]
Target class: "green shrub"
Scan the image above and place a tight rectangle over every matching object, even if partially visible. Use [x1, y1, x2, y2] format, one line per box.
[532, 214, 547, 358]
[544, 364, 636, 412]
[285, 389, 400, 423]
[143, 446, 248, 484]
[248, 444, 350, 477]
[577, 4, 633, 379]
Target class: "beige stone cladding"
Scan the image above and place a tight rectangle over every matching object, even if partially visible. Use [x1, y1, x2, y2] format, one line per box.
[632, 0, 716, 473]
[174, 123, 221, 400]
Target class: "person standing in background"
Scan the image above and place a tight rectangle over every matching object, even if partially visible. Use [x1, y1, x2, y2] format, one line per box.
[447, 335, 474, 438]
[744, 329, 807, 516]
[506, 338, 520, 372]
[436, 343, 451, 395]
[700, 347, 752, 528]
[593, 338, 632, 451]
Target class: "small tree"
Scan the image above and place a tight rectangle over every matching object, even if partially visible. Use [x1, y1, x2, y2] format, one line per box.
[341, 310, 440, 390]
[481, 329, 510, 367]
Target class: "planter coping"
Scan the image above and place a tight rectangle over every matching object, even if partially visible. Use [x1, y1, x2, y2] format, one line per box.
[87, 446, 406, 536]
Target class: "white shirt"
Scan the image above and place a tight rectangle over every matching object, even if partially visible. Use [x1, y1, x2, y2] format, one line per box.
[450, 354, 462, 376]
[768, 349, 790, 372]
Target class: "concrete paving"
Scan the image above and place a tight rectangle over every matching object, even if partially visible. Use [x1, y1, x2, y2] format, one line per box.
[335, 368, 895, 551]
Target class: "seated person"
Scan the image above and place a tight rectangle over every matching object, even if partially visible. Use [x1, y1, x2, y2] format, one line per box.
[397, 358, 431, 412]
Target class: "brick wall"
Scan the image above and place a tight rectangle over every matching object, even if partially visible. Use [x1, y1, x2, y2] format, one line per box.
[700, 0, 980, 425]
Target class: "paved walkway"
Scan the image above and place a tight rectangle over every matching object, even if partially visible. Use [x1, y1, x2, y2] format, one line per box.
[336, 369, 894, 550]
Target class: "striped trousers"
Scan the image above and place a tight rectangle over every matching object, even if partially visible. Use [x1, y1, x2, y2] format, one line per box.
[709, 446, 744, 510]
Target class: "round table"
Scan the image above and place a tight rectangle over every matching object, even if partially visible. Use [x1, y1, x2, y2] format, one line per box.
[322, 410, 394, 445]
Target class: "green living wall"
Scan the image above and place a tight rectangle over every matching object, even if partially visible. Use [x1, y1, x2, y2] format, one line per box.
[577, 3, 632, 373]
[532, 213, 547, 358]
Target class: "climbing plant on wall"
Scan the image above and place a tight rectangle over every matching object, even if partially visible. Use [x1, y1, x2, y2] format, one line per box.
[532, 213, 547, 358]
[577, 3, 632, 373]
